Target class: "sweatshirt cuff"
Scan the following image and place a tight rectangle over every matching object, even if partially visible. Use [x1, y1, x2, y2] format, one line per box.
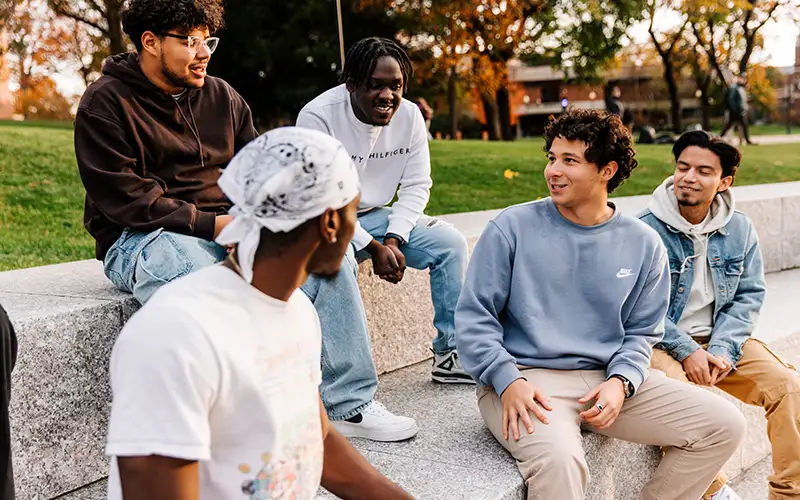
[194, 212, 216, 241]
[489, 362, 524, 397]
[606, 363, 646, 395]
[386, 218, 415, 245]
[351, 224, 374, 251]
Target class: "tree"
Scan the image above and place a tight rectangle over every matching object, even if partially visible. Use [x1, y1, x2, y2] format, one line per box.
[14, 74, 73, 119]
[48, 0, 126, 55]
[212, 0, 406, 128]
[647, 0, 688, 132]
[7, 0, 75, 118]
[687, 0, 795, 86]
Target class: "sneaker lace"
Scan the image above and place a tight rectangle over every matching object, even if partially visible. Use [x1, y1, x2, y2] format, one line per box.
[365, 401, 393, 418]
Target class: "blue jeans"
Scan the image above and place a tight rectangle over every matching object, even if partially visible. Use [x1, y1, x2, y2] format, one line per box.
[104, 229, 228, 304]
[356, 208, 468, 355]
[103, 228, 376, 420]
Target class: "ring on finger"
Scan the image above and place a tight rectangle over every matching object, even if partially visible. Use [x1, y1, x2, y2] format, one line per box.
[596, 403, 604, 412]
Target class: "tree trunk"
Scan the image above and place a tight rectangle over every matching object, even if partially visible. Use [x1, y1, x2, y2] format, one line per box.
[0, 26, 12, 119]
[496, 85, 514, 141]
[699, 78, 711, 131]
[663, 56, 682, 133]
[481, 93, 501, 141]
[106, 6, 126, 54]
[448, 65, 458, 139]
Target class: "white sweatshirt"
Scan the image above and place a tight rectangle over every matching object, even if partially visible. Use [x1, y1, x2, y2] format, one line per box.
[296, 84, 432, 249]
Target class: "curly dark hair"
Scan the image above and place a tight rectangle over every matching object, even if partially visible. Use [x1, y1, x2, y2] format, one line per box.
[543, 109, 638, 193]
[121, 0, 225, 52]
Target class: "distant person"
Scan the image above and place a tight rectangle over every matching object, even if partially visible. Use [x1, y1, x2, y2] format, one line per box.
[456, 109, 745, 500]
[0, 305, 16, 500]
[105, 127, 413, 500]
[721, 75, 755, 145]
[640, 130, 800, 500]
[74, 0, 256, 304]
[605, 85, 624, 118]
[296, 37, 471, 440]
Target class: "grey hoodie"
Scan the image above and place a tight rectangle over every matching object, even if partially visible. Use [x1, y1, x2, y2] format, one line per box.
[647, 177, 735, 339]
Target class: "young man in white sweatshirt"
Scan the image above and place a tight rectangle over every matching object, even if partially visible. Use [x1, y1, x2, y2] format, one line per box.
[296, 37, 471, 440]
[639, 130, 800, 500]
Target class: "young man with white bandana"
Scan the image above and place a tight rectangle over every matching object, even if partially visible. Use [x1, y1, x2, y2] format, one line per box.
[297, 37, 471, 441]
[105, 127, 413, 500]
[640, 131, 800, 500]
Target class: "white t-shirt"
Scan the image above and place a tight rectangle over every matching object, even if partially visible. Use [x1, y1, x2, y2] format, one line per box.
[106, 265, 324, 500]
[296, 84, 432, 249]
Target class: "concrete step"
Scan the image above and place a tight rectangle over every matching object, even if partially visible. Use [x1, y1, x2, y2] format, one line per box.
[729, 454, 772, 500]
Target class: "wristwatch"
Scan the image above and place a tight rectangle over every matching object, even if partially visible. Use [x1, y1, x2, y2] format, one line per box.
[610, 375, 635, 399]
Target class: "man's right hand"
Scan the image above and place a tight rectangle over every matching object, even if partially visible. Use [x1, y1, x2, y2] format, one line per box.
[682, 349, 728, 386]
[213, 214, 234, 239]
[500, 378, 552, 441]
[365, 240, 405, 283]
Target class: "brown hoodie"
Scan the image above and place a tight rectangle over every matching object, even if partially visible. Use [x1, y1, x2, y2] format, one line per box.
[75, 52, 257, 260]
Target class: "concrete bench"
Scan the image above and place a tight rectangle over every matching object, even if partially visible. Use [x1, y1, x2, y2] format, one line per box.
[3, 183, 800, 499]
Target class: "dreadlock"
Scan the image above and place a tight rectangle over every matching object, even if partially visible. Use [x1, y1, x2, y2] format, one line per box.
[339, 37, 413, 92]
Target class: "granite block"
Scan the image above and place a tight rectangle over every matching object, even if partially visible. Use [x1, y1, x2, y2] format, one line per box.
[7, 296, 120, 499]
[343, 361, 662, 500]
[0, 259, 127, 300]
[738, 199, 783, 273]
[754, 268, 800, 343]
[782, 195, 800, 270]
[58, 479, 108, 500]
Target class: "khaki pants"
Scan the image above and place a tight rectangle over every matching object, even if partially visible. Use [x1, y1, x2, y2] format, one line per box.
[652, 339, 800, 500]
[479, 368, 746, 500]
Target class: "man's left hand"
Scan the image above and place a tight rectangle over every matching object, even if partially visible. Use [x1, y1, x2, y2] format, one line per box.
[381, 237, 406, 284]
[710, 357, 734, 385]
[578, 378, 626, 429]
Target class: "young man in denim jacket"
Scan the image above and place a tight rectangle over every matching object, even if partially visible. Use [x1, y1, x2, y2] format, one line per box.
[639, 130, 800, 500]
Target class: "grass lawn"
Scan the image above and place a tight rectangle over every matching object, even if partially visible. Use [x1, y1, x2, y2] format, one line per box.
[3, 121, 800, 271]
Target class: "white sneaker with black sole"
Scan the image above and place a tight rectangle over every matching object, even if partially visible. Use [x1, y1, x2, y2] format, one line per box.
[432, 350, 475, 384]
[331, 401, 418, 442]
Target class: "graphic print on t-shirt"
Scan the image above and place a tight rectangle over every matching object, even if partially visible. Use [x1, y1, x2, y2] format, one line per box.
[237, 409, 323, 499]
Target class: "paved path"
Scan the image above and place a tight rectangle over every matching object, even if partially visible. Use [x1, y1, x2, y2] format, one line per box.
[730, 455, 771, 500]
[727, 133, 800, 145]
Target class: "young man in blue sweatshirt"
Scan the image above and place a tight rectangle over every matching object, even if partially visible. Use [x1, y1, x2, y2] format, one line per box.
[455, 110, 746, 500]
[640, 131, 800, 500]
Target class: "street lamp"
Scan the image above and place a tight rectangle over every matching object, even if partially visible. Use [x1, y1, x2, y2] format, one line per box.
[336, 0, 345, 69]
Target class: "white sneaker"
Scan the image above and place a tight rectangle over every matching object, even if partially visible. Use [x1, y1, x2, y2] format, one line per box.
[432, 350, 475, 384]
[710, 485, 743, 500]
[331, 401, 419, 442]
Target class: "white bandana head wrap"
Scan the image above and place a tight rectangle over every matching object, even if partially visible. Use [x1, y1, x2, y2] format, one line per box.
[216, 127, 360, 283]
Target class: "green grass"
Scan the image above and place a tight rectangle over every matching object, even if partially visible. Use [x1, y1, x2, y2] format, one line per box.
[426, 138, 800, 215]
[3, 122, 800, 270]
[0, 125, 93, 270]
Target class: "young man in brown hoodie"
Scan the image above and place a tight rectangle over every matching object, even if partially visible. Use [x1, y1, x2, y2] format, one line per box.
[75, 0, 417, 440]
[75, 0, 256, 303]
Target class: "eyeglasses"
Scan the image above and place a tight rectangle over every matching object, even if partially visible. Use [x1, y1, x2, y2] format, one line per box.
[162, 33, 220, 55]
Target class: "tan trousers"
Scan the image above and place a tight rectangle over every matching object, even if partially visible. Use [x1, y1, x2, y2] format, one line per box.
[479, 368, 746, 500]
[652, 339, 800, 500]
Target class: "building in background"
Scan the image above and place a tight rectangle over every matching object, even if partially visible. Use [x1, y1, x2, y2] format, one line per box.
[506, 60, 702, 136]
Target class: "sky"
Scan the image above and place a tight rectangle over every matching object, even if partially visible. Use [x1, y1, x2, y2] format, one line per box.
[34, 11, 800, 98]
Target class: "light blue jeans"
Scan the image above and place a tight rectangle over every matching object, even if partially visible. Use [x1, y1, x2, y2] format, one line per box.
[103, 228, 376, 420]
[356, 208, 468, 355]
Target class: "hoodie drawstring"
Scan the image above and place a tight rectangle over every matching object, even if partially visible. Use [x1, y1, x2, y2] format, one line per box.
[174, 93, 205, 168]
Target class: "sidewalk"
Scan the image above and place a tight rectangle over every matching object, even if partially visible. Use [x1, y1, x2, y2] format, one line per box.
[726, 133, 800, 145]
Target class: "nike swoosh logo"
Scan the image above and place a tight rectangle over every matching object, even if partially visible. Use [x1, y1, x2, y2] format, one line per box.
[617, 270, 634, 278]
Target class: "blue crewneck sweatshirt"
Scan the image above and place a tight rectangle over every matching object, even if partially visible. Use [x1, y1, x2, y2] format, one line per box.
[455, 198, 670, 396]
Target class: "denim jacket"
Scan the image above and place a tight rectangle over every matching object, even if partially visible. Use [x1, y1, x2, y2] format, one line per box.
[638, 209, 766, 366]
